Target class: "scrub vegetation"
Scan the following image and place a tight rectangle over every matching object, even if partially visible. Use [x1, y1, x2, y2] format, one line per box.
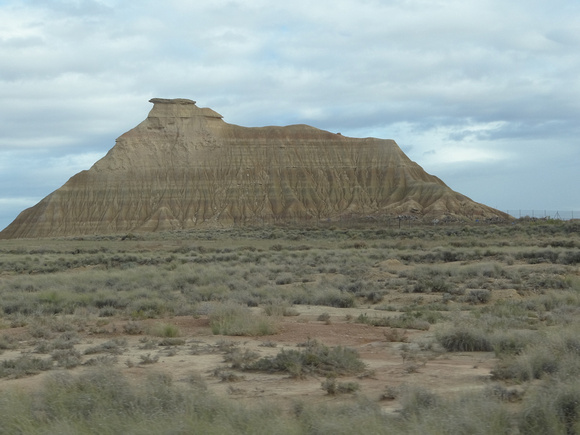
[0, 219, 579, 433]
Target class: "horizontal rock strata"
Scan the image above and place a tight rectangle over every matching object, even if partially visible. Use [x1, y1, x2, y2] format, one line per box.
[1, 98, 509, 238]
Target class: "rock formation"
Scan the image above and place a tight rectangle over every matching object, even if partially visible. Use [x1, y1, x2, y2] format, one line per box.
[0, 98, 509, 238]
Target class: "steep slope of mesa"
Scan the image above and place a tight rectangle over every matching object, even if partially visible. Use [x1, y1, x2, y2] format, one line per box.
[0, 98, 508, 238]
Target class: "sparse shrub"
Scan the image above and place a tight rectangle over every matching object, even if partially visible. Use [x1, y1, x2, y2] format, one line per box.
[321, 376, 360, 395]
[214, 368, 244, 382]
[559, 250, 580, 265]
[365, 291, 385, 304]
[275, 273, 293, 285]
[215, 339, 238, 352]
[356, 312, 431, 330]
[317, 312, 331, 323]
[247, 340, 365, 378]
[436, 328, 493, 352]
[138, 337, 157, 350]
[54, 331, 80, 347]
[380, 385, 400, 401]
[312, 289, 356, 308]
[128, 299, 167, 319]
[9, 316, 28, 328]
[399, 384, 439, 418]
[83, 355, 118, 366]
[84, 338, 127, 355]
[223, 347, 260, 369]
[491, 325, 580, 382]
[492, 349, 554, 382]
[0, 355, 53, 378]
[403, 362, 421, 373]
[139, 353, 159, 365]
[519, 380, 580, 434]
[150, 323, 180, 338]
[0, 335, 18, 352]
[466, 289, 492, 304]
[262, 301, 299, 317]
[185, 372, 208, 391]
[0, 365, 391, 433]
[383, 328, 408, 342]
[33, 340, 56, 354]
[51, 348, 82, 368]
[158, 337, 185, 346]
[209, 302, 278, 336]
[28, 317, 80, 338]
[259, 341, 277, 348]
[492, 329, 538, 357]
[27, 323, 54, 339]
[398, 389, 513, 433]
[412, 278, 451, 293]
[486, 384, 523, 402]
[98, 306, 117, 317]
[123, 321, 144, 335]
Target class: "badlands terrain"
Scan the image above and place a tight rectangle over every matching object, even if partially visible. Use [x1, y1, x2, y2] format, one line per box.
[0, 98, 508, 240]
[0, 98, 574, 433]
[1, 221, 579, 433]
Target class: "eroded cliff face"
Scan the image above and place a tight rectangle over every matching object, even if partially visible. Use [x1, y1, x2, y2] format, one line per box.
[0, 98, 509, 238]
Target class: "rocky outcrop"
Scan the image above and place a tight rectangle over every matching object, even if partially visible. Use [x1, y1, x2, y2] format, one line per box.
[0, 98, 509, 238]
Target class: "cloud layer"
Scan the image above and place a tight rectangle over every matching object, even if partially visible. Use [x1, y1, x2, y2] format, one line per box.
[1, 0, 579, 229]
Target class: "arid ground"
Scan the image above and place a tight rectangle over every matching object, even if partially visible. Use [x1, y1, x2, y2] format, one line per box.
[1, 221, 579, 433]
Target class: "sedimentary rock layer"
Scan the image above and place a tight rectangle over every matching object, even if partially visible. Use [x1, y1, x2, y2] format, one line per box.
[0, 98, 508, 238]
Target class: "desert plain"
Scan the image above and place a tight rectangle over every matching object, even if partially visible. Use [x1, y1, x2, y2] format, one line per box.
[1, 220, 579, 434]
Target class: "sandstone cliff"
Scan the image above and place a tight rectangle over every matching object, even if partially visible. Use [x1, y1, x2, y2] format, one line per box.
[0, 98, 509, 238]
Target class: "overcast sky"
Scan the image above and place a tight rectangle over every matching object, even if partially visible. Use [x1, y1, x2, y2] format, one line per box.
[1, 0, 579, 230]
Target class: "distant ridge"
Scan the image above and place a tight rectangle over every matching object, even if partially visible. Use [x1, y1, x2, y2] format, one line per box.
[0, 98, 509, 239]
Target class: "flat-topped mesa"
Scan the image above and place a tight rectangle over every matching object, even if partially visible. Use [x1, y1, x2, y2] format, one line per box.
[147, 98, 223, 119]
[0, 98, 511, 239]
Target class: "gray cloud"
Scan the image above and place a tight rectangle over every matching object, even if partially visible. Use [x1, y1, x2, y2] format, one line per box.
[1, 0, 579, 229]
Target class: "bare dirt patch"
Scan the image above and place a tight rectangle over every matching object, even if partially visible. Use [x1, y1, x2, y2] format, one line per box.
[0, 306, 496, 414]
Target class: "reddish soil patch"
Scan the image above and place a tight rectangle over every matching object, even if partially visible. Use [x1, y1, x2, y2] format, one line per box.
[0, 306, 498, 414]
